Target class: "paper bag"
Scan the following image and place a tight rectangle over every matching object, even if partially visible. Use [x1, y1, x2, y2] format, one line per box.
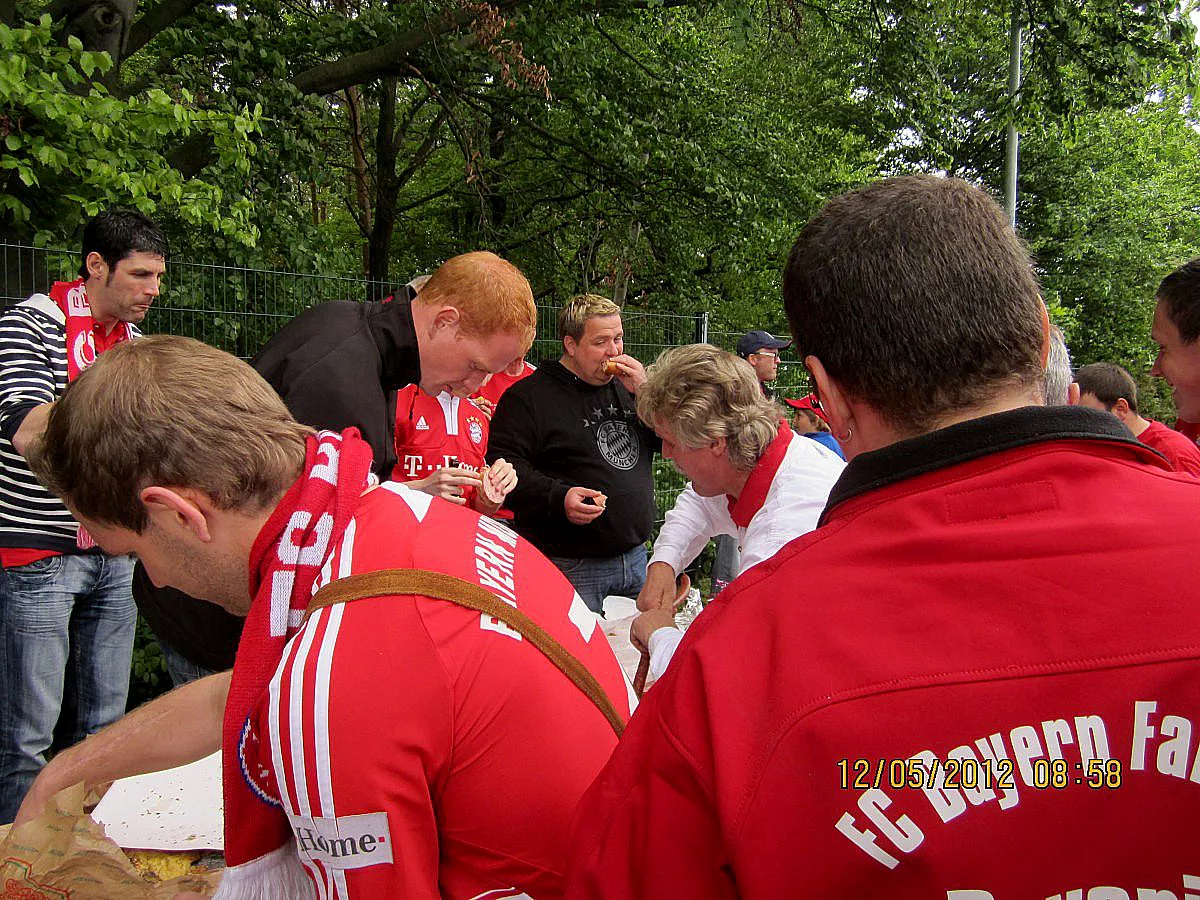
[0, 783, 220, 899]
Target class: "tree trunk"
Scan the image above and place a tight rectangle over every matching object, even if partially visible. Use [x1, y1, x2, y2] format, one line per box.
[487, 111, 507, 230]
[57, 0, 138, 88]
[345, 85, 374, 245]
[366, 78, 400, 294]
[612, 219, 641, 305]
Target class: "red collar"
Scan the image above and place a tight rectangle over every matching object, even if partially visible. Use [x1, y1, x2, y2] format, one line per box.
[727, 422, 792, 528]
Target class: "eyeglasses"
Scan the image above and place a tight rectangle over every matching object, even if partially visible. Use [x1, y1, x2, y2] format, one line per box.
[752, 350, 780, 360]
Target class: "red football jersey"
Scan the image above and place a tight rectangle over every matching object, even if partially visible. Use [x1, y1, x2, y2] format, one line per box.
[243, 484, 633, 899]
[472, 360, 536, 410]
[1139, 419, 1200, 478]
[393, 385, 490, 502]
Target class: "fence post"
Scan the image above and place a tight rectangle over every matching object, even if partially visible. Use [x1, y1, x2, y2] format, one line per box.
[695, 311, 708, 345]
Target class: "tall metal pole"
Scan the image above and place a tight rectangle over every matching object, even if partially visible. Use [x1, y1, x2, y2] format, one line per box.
[1004, 4, 1023, 228]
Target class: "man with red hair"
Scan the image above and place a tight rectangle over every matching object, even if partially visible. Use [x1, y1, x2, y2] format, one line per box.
[254, 251, 536, 477]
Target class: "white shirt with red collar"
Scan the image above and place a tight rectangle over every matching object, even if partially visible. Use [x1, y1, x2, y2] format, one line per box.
[645, 422, 844, 678]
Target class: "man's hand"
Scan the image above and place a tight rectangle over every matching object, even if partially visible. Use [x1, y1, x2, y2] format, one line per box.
[14, 671, 229, 827]
[408, 467, 482, 505]
[636, 561, 679, 611]
[473, 396, 496, 419]
[606, 355, 647, 394]
[630, 606, 678, 653]
[480, 459, 517, 503]
[475, 459, 518, 514]
[564, 486, 607, 525]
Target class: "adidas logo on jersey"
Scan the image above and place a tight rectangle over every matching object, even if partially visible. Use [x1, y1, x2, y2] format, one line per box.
[415, 416, 430, 431]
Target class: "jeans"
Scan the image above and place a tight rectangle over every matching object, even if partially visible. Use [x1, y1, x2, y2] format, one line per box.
[712, 534, 740, 597]
[0, 552, 136, 823]
[159, 638, 220, 688]
[549, 544, 648, 615]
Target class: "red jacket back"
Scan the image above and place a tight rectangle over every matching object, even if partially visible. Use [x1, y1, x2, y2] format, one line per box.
[568, 409, 1200, 900]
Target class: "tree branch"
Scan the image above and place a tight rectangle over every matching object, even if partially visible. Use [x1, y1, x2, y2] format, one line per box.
[591, 16, 663, 82]
[394, 106, 449, 190]
[165, 132, 217, 177]
[125, 0, 207, 55]
[291, 0, 526, 96]
[390, 90, 432, 155]
[395, 182, 456, 215]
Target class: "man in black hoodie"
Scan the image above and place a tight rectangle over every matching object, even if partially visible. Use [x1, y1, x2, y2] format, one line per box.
[487, 294, 658, 614]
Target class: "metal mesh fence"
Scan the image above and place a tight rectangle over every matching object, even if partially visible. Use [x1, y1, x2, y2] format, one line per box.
[3, 244, 744, 531]
[3, 244, 820, 579]
[1, 242, 407, 361]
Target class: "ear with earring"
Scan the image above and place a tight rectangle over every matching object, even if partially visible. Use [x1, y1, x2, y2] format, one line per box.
[806, 355, 853, 445]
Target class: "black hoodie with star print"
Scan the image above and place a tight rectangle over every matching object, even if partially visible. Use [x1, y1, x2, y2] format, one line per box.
[487, 359, 659, 559]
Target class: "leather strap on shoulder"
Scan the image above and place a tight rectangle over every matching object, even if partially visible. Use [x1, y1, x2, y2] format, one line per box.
[305, 568, 625, 737]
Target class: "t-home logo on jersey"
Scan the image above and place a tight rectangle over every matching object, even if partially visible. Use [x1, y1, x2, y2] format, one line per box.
[290, 811, 393, 870]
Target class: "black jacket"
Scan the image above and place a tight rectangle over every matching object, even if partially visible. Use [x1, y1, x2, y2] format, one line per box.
[252, 292, 419, 476]
[487, 359, 658, 559]
[136, 294, 420, 674]
[133, 561, 243, 673]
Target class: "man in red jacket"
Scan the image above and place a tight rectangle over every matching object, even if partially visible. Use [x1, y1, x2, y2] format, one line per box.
[567, 176, 1200, 899]
[1151, 258, 1200, 436]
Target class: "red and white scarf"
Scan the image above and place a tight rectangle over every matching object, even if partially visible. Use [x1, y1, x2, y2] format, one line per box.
[222, 429, 375, 875]
[51, 279, 134, 548]
[49, 278, 133, 382]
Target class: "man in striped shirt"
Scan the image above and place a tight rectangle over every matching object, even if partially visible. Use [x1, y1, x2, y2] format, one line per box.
[0, 209, 166, 823]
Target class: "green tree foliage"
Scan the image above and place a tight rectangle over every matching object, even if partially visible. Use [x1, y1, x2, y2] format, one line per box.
[1020, 90, 1200, 420]
[0, 16, 262, 248]
[4, 0, 1199, 367]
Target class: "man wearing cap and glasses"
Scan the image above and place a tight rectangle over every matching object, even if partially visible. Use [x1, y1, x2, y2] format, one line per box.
[735, 330, 791, 399]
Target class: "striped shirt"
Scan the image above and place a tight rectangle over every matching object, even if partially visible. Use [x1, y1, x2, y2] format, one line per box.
[0, 296, 139, 552]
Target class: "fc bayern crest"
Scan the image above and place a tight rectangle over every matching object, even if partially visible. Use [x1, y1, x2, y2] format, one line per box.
[468, 418, 484, 445]
[596, 420, 639, 470]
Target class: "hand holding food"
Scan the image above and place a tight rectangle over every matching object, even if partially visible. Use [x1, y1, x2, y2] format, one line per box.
[565, 486, 607, 524]
[409, 466, 482, 505]
[479, 459, 517, 506]
[604, 355, 647, 393]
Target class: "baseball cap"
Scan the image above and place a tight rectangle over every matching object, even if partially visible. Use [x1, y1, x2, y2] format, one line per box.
[784, 393, 829, 423]
[736, 330, 791, 358]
